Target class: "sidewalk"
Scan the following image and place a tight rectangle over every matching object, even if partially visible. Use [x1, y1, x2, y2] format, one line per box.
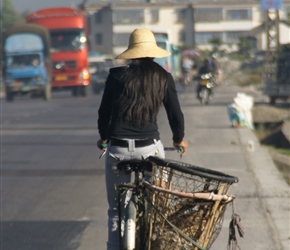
[238, 128, 289, 250]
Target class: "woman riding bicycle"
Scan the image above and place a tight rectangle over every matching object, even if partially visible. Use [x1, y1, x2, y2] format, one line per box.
[97, 28, 188, 250]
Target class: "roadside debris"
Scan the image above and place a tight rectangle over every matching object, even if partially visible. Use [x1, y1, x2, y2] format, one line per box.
[227, 92, 254, 129]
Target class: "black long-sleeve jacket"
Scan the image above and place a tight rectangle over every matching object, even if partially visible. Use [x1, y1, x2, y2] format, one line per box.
[98, 66, 185, 143]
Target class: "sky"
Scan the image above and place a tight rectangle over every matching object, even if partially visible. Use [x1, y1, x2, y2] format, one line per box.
[11, 0, 91, 13]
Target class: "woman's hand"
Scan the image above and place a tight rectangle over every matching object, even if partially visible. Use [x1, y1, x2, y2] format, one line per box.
[97, 139, 108, 150]
[173, 140, 188, 156]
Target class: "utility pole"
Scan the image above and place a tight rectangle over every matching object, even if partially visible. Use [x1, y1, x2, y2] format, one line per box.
[261, 0, 284, 104]
[264, 9, 280, 82]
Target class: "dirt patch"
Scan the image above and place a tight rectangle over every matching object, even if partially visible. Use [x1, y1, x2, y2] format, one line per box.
[269, 150, 290, 185]
[253, 105, 290, 123]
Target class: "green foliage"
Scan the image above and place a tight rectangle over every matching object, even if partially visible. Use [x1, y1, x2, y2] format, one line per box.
[208, 37, 222, 54]
[275, 148, 290, 156]
[226, 51, 243, 60]
[236, 66, 263, 87]
[237, 36, 253, 59]
[179, 44, 196, 51]
[1, 0, 22, 32]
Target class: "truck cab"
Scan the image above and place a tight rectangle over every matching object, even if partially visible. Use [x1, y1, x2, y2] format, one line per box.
[26, 8, 90, 97]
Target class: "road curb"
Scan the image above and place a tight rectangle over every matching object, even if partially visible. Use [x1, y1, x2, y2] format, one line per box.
[237, 128, 289, 250]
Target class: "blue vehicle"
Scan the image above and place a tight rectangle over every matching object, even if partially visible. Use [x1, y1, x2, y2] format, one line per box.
[154, 37, 173, 72]
[154, 37, 180, 78]
[3, 23, 51, 101]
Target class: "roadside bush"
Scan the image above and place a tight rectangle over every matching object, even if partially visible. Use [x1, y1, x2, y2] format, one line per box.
[236, 66, 263, 87]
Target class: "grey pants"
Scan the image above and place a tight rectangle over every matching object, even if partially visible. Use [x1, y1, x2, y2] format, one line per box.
[105, 139, 165, 250]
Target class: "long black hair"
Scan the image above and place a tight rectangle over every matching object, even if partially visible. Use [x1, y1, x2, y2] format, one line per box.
[120, 58, 168, 127]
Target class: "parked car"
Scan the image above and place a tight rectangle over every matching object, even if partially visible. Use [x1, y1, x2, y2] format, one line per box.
[88, 55, 113, 94]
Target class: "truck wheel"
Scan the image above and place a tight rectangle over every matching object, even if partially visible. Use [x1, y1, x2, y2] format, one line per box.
[80, 86, 88, 97]
[269, 96, 276, 105]
[6, 89, 14, 102]
[72, 86, 79, 96]
[43, 84, 51, 101]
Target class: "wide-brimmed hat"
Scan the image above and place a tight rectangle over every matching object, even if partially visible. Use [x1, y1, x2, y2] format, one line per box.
[115, 28, 171, 59]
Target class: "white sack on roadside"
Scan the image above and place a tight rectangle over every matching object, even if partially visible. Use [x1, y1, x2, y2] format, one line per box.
[228, 92, 254, 129]
[227, 104, 245, 127]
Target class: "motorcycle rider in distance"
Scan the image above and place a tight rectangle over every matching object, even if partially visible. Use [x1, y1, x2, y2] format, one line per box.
[199, 59, 212, 75]
[196, 59, 213, 96]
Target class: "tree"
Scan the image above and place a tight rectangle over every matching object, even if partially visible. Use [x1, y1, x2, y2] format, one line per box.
[0, 0, 22, 32]
[208, 37, 222, 55]
[237, 36, 253, 59]
[78, 0, 88, 10]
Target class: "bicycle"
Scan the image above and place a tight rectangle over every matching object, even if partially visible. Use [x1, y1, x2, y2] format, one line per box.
[115, 147, 182, 250]
[115, 152, 239, 250]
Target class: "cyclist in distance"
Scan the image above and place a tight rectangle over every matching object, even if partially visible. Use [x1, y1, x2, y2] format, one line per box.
[97, 28, 188, 250]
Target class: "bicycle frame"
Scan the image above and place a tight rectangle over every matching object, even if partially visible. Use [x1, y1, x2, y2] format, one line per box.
[117, 159, 153, 250]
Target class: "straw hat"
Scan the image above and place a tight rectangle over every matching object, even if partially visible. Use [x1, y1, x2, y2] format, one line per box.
[115, 28, 171, 59]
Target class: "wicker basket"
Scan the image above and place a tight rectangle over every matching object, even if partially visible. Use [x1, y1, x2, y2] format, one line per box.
[143, 156, 239, 250]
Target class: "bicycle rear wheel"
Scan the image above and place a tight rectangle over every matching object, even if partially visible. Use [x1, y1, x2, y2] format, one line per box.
[124, 199, 137, 250]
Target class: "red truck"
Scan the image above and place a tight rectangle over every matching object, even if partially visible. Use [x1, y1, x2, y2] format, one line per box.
[26, 7, 90, 96]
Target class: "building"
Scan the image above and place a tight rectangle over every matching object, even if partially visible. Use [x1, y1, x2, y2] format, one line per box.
[84, 0, 290, 56]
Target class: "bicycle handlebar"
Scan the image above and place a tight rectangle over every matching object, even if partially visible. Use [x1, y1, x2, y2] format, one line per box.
[164, 146, 183, 152]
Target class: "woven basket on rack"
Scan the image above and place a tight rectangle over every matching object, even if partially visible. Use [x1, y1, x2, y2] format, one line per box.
[143, 156, 239, 250]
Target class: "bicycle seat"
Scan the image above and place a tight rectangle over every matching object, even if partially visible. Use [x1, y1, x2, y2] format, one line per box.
[117, 159, 153, 174]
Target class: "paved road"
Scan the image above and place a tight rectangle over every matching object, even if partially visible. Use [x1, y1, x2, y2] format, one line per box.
[1, 90, 108, 250]
[1, 84, 289, 250]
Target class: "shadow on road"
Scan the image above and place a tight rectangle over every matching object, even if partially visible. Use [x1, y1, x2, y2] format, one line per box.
[1, 221, 90, 250]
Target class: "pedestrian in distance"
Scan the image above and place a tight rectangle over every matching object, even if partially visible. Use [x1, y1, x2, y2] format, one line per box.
[97, 28, 188, 250]
[211, 53, 222, 85]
